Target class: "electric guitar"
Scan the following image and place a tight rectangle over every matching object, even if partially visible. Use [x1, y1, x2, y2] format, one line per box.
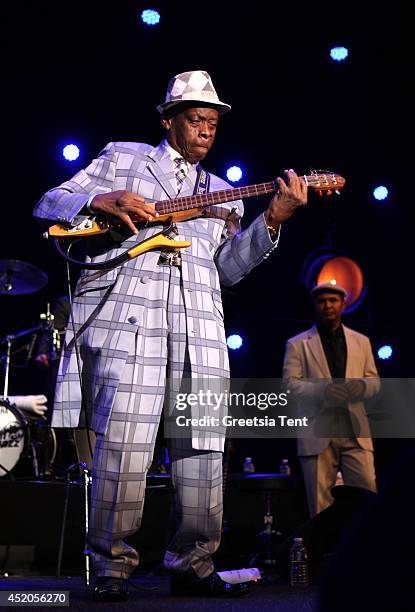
[48, 171, 345, 269]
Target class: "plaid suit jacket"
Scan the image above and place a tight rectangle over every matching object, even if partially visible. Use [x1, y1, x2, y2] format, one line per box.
[34, 140, 279, 450]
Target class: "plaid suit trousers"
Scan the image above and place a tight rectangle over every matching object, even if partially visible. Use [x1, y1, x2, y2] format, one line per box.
[87, 264, 223, 579]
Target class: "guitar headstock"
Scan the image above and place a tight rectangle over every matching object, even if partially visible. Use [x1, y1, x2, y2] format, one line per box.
[304, 170, 345, 196]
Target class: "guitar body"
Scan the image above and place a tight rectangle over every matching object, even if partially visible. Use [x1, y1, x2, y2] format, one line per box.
[48, 207, 203, 239]
[48, 219, 109, 238]
[155, 207, 202, 224]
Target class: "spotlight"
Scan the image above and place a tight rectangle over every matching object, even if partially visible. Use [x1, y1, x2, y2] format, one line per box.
[316, 256, 364, 311]
[227, 334, 243, 350]
[302, 250, 365, 313]
[140, 9, 160, 26]
[330, 46, 349, 61]
[373, 186, 389, 201]
[226, 166, 243, 183]
[62, 144, 80, 161]
[377, 345, 393, 360]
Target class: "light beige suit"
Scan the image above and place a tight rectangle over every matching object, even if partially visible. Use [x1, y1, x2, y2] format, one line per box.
[282, 324, 380, 515]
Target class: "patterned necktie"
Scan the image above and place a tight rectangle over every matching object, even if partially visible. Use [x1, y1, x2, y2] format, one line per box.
[174, 157, 187, 194]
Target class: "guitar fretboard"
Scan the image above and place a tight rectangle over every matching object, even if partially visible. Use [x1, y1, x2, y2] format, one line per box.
[155, 181, 277, 215]
[154, 173, 344, 215]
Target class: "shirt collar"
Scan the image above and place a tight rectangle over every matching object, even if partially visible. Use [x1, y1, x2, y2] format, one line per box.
[162, 139, 195, 174]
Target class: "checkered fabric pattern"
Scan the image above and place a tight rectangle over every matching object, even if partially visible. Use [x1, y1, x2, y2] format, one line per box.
[34, 139, 279, 450]
[174, 157, 187, 193]
[34, 137, 280, 579]
[157, 70, 231, 115]
[168, 71, 217, 103]
[87, 266, 222, 578]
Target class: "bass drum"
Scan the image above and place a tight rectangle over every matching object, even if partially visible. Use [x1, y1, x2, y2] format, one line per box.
[0, 399, 57, 478]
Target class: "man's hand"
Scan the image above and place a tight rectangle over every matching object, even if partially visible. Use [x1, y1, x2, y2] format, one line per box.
[265, 169, 308, 228]
[324, 383, 349, 405]
[10, 395, 48, 416]
[90, 191, 158, 235]
[346, 379, 366, 401]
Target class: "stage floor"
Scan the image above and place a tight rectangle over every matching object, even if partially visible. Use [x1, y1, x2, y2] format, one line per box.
[0, 575, 318, 611]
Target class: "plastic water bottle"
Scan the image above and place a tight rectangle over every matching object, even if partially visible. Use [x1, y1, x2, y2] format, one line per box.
[289, 537, 309, 587]
[279, 458, 291, 475]
[243, 457, 255, 473]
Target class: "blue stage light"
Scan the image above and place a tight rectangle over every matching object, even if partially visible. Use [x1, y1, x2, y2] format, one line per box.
[226, 166, 243, 183]
[373, 186, 389, 201]
[62, 144, 80, 161]
[141, 9, 160, 26]
[330, 46, 349, 62]
[227, 334, 243, 350]
[378, 345, 393, 360]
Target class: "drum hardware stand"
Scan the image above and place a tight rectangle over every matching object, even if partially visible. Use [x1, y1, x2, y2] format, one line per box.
[1, 323, 50, 398]
[2, 337, 12, 398]
[1, 317, 55, 480]
[56, 472, 71, 578]
[39, 304, 60, 361]
[258, 491, 278, 566]
[30, 440, 40, 479]
[55, 462, 92, 586]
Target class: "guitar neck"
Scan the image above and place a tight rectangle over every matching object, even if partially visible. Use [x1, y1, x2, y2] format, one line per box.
[155, 181, 277, 215]
[153, 172, 345, 215]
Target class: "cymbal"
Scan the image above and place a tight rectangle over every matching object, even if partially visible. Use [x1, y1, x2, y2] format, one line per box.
[0, 259, 48, 295]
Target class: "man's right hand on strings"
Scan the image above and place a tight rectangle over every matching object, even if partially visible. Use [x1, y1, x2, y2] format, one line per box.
[90, 190, 158, 235]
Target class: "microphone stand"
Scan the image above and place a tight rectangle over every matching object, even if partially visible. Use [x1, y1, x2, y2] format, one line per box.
[39, 303, 59, 362]
[1, 324, 47, 398]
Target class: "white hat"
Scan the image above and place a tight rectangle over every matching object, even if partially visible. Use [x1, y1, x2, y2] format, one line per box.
[157, 70, 231, 115]
[311, 282, 348, 299]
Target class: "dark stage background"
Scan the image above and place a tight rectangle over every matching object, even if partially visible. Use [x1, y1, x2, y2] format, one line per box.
[2, 2, 413, 481]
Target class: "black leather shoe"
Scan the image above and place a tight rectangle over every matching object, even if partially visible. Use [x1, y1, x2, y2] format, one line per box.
[93, 577, 129, 602]
[170, 572, 250, 597]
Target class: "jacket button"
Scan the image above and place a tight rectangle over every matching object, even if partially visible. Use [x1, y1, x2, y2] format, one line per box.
[128, 316, 138, 325]
[140, 276, 150, 283]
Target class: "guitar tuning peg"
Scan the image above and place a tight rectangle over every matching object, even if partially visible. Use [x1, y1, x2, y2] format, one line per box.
[335, 190, 340, 195]
[327, 190, 333, 196]
[318, 190, 323, 197]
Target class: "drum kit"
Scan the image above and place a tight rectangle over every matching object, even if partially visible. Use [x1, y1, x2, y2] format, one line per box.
[0, 259, 57, 479]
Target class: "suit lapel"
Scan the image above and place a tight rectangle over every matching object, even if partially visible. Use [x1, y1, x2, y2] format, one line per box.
[343, 325, 358, 378]
[306, 325, 332, 378]
[145, 142, 177, 200]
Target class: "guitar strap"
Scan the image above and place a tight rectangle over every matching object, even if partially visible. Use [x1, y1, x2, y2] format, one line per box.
[193, 164, 210, 196]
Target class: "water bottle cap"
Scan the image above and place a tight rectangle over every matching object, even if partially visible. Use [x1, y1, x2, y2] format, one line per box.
[293, 537, 303, 543]
[245, 457, 252, 461]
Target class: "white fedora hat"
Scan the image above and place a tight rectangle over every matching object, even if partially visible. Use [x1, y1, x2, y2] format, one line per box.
[311, 282, 348, 299]
[157, 70, 231, 115]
